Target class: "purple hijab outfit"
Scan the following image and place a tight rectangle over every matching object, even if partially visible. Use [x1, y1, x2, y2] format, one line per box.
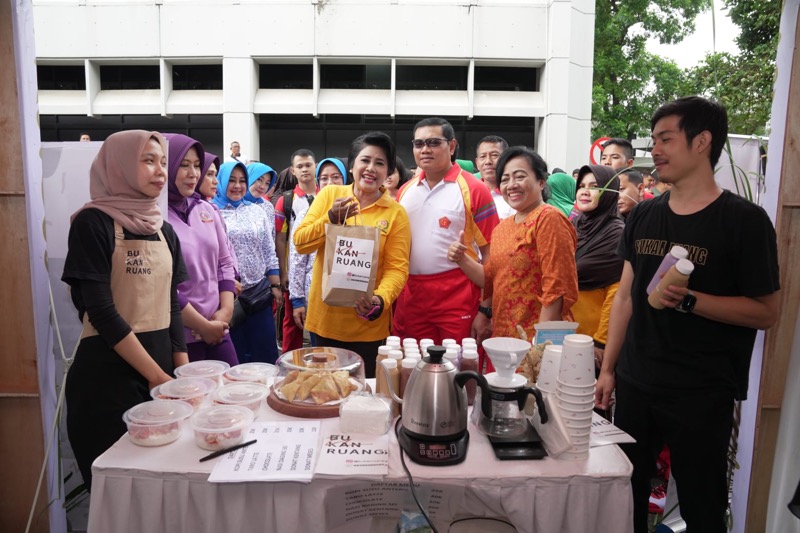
[164, 134, 239, 366]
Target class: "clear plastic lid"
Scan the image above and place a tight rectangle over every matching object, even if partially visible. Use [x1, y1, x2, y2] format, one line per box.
[191, 405, 254, 432]
[125, 399, 193, 425]
[224, 363, 277, 383]
[174, 360, 230, 379]
[214, 382, 269, 404]
[157, 377, 217, 399]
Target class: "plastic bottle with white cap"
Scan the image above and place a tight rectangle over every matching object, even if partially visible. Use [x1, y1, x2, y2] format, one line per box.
[461, 350, 479, 404]
[647, 246, 689, 295]
[648, 258, 694, 309]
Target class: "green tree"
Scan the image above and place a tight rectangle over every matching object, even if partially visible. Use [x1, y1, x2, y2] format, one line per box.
[684, 0, 780, 135]
[592, 0, 710, 140]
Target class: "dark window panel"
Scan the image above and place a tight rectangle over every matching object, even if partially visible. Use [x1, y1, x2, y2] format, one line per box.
[172, 65, 222, 90]
[474, 66, 538, 92]
[37, 65, 86, 90]
[320, 64, 390, 89]
[396, 66, 467, 91]
[259, 64, 313, 89]
[100, 65, 160, 90]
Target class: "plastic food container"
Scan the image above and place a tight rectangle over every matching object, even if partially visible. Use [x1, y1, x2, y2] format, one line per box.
[174, 360, 230, 385]
[122, 400, 193, 447]
[223, 363, 277, 385]
[212, 382, 269, 417]
[151, 377, 217, 411]
[191, 405, 254, 451]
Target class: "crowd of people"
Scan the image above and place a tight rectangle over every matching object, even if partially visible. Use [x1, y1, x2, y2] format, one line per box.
[63, 96, 780, 533]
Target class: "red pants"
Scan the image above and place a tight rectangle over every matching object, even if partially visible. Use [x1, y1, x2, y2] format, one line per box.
[392, 268, 481, 346]
[281, 290, 304, 353]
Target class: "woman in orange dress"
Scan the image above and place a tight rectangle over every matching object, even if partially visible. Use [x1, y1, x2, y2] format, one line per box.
[448, 146, 578, 354]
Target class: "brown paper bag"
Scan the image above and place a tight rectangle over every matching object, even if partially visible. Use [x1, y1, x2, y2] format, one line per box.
[322, 222, 380, 307]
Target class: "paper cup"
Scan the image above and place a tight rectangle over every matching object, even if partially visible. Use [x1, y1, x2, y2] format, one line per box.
[561, 449, 590, 461]
[558, 334, 595, 385]
[535, 345, 562, 393]
[564, 418, 594, 429]
[557, 378, 597, 395]
[556, 394, 595, 409]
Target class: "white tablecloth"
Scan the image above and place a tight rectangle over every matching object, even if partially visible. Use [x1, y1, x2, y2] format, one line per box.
[89, 394, 633, 533]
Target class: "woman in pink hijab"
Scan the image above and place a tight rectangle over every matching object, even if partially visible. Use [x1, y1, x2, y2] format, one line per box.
[62, 130, 189, 490]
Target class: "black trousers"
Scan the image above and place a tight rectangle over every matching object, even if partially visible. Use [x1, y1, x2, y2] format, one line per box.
[311, 333, 386, 379]
[614, 377, 734, 533]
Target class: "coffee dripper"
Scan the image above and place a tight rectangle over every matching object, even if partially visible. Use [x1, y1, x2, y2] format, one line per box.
[473, 337, 547, 438]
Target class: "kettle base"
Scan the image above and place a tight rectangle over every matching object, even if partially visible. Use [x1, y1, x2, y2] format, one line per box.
[397, 427, 469, 466]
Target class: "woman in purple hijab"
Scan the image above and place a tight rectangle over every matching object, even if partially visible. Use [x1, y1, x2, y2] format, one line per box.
[164, 133, 239, 365]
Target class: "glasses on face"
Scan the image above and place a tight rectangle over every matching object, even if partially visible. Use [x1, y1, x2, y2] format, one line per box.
[411, 137, 450, 149]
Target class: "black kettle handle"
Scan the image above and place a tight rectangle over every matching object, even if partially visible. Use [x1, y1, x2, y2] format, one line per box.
[519, 387, 548, 424]
[455, 371, 492, 420]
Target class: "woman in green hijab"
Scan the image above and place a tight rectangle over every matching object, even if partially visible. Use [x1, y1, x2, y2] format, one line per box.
[546, 172, 577, 217]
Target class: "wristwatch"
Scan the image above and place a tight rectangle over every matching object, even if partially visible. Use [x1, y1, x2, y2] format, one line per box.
[478, 305, 493, 319]
[676, 291, 697, 314]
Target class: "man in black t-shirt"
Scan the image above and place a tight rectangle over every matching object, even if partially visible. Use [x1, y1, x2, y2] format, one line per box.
[595, 96, 780, 533]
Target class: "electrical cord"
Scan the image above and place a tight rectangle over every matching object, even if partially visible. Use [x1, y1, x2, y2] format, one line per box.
[26, 283, 79, 533]
[395, 416, 439, 533]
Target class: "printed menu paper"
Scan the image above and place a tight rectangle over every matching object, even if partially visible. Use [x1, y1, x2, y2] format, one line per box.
[589, 412, 636, 447]
[208, 420, 321, 483]
[315, 432, 390, 477]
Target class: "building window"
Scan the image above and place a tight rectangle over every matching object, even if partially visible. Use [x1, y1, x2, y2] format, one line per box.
[37, 65, 86, 90]
[100, 65, 160, 90]
[396, 65, 468, 91]
[320, 65, 391, 89]
[474, 66, 538, 92]
[259, 64, 313, 89]
[173, 65, 222, 90]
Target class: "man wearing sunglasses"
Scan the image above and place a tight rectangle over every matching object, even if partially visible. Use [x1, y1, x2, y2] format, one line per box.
[393, 117, 500, 345]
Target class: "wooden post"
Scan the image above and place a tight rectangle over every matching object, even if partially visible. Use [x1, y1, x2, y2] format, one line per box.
[0, 1, 49, 531]
[746, 6, 800, 530]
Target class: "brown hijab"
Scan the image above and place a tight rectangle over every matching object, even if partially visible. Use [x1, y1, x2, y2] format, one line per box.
[72, 130, 166, 235]
[572, 164, 625, 291]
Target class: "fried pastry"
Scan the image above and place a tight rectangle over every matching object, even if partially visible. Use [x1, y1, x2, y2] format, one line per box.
[310, 374, 339, 404]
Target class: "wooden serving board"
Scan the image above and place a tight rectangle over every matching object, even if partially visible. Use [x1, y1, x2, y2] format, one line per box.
[267, 384, 372, 419]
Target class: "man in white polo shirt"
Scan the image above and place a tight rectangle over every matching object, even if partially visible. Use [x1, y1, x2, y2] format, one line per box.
[476, 135, 515, 219]
[394, 118, 500, 344]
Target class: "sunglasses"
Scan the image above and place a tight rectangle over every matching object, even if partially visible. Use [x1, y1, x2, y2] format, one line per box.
[411, 137, 451, 149]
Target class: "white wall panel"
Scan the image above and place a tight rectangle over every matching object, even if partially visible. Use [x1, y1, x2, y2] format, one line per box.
[472, 5, 547, 60]
[566, 63, 593, 120]
[394, 90, 469, 116]
[316, 4, 473, 58]
[568, 9, 595, 67]
[317, 89, 392, 115]
[473, 91, 544, 117]
[93, 89, 161, 114]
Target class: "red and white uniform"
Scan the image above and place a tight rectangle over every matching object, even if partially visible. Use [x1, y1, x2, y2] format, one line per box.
[393, 164, 499, 343]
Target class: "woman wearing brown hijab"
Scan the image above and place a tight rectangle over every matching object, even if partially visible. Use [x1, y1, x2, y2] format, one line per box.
[62, 130, 189, 490]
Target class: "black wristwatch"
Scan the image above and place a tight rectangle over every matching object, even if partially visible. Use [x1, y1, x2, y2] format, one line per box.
[676, 291, 697, 314]
[478, 305, 493, 319]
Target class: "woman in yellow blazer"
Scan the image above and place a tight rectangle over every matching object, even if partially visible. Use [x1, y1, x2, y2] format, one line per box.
[294, 132, 410, 377]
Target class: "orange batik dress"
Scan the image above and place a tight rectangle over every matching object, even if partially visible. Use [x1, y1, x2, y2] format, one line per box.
[484, 203, 578, 341]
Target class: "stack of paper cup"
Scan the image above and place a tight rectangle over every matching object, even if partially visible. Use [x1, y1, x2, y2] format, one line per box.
[556, 334, 596, 460]
[536, 345, 562, 393]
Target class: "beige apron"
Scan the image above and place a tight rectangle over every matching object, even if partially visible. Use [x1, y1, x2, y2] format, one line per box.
[82, 221, 172, 338]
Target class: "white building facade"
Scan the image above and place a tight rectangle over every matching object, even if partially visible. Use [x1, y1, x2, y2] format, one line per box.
[33, 0, 595, 170]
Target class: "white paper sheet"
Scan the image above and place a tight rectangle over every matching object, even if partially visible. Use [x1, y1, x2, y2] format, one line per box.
[208, 420, 321, 483]
[315, 432, 390, 477]
[589, 412, 636, 447]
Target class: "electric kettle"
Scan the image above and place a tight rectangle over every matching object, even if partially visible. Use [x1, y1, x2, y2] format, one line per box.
[385, 345, 491, 465]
